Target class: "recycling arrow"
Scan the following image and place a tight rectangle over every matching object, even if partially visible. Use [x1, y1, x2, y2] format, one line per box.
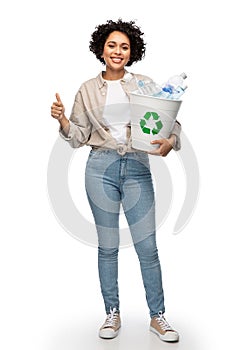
[139, 112, 163, 135]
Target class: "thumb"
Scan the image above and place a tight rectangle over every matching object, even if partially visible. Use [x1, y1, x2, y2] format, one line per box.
[55, 93, 62, 105]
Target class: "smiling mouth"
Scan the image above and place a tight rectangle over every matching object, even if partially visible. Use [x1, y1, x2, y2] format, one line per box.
[111, 57, 123, 63]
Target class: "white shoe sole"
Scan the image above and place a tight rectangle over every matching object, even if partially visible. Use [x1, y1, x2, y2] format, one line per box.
[150, 326, 179, 342]
[99, 327, 120, 339]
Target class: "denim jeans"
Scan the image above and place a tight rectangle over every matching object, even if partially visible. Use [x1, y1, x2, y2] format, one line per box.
[85, 149, 165, 318]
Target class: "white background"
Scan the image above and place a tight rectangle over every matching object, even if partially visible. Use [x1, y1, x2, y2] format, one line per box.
[1, 0, 248, 349]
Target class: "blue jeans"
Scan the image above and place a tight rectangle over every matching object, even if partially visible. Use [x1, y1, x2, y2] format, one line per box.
[85, 149, 165, 318]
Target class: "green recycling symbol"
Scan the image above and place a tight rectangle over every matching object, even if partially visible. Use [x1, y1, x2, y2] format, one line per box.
[139, 112, 163, 135]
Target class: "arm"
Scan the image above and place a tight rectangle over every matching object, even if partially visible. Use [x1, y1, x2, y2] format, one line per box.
[51, 92, 92, 148]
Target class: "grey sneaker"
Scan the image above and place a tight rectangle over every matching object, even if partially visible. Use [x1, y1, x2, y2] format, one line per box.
[99, 308, 121, 339]
[150, 312, 179, 342]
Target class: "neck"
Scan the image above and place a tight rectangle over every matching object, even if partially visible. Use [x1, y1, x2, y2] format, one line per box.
[103, 68, 125, 81]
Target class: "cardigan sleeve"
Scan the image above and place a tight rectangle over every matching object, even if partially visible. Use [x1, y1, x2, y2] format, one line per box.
[170, 121, 181, 151]
[59, 90, 92, 148]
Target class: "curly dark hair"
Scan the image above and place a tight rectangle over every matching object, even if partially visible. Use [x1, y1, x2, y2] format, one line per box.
[89, 19, 146, 67]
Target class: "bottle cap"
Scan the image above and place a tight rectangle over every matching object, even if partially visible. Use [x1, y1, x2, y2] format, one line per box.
[180, 72, 187, 79]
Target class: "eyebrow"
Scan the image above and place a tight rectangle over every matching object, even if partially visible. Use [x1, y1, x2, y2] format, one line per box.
[106, 40, 130, 46]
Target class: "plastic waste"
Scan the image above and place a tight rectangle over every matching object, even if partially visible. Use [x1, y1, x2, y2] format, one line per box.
[136, 72, 188, 100]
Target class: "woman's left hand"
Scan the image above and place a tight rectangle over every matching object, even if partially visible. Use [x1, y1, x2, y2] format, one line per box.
[148, 135, 176, 157]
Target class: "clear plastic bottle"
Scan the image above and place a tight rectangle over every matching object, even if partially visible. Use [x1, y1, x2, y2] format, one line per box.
[165, 72, 187, 89]
[137, 80, 162, 96]
[161, 72, 187, 99]
[170, 85, 188, 100]
[161, 72, 186, 93]
[136, 73, 188, 100]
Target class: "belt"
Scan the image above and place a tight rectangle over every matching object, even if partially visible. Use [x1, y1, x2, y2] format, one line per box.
[91, 143, 136, 156]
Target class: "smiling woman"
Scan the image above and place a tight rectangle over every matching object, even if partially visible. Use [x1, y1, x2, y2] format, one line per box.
[50, 18, 181, 343]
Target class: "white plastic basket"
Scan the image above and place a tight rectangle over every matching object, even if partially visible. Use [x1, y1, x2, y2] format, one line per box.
[130, 92, 182, 152]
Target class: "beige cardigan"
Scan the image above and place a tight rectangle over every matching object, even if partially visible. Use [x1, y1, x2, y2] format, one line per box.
[60, 71, 181, 151]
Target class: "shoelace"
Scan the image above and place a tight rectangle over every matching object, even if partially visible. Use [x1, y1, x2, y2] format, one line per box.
[156, 312, 173, 331]
[103, 307, 119, 328]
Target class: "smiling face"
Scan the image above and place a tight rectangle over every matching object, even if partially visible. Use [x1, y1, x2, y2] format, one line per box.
[102, 31, 131, 79]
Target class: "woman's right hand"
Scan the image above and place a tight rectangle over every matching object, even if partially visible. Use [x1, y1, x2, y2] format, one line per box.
[51, 93, 65, 121]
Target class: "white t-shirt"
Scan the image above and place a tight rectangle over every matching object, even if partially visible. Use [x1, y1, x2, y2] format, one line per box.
[102, 79, 131, 144]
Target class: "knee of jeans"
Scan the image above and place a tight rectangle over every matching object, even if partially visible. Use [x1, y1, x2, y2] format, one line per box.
[134, 234, 159, 263]
[98, 246, 119, 261]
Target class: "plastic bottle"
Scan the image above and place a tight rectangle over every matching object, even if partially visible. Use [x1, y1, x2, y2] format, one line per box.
[136, 73, 188, 100]
[170, 85, 188, 100]
[164, 72, 187, 89]
[137, 80, 162, 96]
[160, 72, 187, 100]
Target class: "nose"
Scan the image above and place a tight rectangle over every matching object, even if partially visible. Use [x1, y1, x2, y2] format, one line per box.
[115, 46, 121, 55]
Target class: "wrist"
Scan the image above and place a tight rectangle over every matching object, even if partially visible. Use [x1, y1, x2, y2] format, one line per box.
[57, 112, 65, 121]
[59, 115, 69, 129]
[168, 134, 176, 148]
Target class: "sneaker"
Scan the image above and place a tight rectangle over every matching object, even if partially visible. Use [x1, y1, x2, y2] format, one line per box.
[99, 308, 121, 339]
[150, 312, 179, 342]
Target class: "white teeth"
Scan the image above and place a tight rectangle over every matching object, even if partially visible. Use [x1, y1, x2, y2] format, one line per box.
[112, 58, 122, 62]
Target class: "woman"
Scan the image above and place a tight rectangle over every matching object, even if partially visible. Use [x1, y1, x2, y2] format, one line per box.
[51, 19, 181, 343]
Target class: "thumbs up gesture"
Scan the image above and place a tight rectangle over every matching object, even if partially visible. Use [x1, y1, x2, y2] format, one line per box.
[51, 93, 65, 121]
